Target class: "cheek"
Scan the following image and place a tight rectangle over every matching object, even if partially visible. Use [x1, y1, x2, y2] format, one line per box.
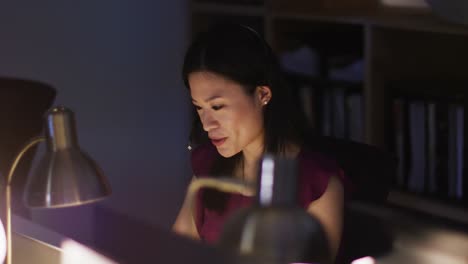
[233, 107, 263, 139]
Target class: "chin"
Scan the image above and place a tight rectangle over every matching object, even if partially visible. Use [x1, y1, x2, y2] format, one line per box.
[215, 146, 240, 158]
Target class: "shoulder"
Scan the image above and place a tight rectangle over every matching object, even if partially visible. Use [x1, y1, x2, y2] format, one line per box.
[296, 147, 351, 207]
[298, 147, 341, 174]
[190, 143, 218, 178]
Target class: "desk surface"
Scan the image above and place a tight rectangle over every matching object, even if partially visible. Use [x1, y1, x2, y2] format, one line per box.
[350, 201, 468, 264]
[11, 212, 231, 264]
[13, 203, 468, 264]
[12, 233, 61, 264]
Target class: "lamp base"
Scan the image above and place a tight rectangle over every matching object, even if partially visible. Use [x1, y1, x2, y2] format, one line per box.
[218, 206, 332, 264]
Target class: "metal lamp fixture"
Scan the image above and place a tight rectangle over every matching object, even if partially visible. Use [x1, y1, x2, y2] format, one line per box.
[187, 155, 331, 264]
[5, 106, 112, 264]
[218, 155, 331, 264]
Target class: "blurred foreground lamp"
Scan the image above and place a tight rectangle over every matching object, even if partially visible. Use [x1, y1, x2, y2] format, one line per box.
[4, 106, 112, 264]
[187, 155, 331, 264]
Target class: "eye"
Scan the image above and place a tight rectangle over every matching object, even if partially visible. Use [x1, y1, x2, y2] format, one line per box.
[193, 105, 202, 111]
[212, 105, 224, 111]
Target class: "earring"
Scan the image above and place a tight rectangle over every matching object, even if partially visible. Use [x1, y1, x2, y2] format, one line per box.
[263, 101, 268, 105]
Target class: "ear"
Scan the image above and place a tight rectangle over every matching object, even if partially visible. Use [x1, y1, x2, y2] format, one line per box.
[256, 86, 272, 106]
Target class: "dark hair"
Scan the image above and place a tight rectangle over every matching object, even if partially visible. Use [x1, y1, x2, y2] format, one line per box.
[182, 23, 308, 210]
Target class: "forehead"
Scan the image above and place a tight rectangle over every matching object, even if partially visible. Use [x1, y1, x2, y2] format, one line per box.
[189, 71, 248, 101]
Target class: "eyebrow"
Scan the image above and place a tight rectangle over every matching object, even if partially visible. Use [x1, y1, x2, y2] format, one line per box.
[191, 95, 223, 103]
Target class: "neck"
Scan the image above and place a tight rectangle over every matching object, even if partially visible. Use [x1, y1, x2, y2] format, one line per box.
[241, 144, 263, 183]
[241, 142, 301, 181]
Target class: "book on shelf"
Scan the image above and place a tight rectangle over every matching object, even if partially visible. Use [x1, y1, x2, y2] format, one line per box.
[434, 101, 450, 197]
[279, 42, 364, 142]
[393, 98, 409, 188]
[331, 86, 346, 139]
[346, 92, 364, 143]
[426, 102, 437, 194]
[298, 84, 316, 127]
[407, 100, 426, 193]
[321, 87, 333, 137]
[448, 104, 464, 199]
[284, 72, 365, 144]
[389, 91, 467, 207]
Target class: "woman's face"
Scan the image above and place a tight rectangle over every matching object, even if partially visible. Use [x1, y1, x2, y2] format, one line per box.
[189, 71, 270, 158]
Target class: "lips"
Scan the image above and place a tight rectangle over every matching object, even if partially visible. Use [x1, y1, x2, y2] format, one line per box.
[210, 137, 227, 147]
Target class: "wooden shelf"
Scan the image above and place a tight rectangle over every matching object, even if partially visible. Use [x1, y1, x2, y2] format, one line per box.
[192, 1, 468, 35]
[272, 8, 468, 35]
[369, 12, 468, 35]
[190, 3, 266, 37]
[189, 0, 468, 222]
[192, 2, 266, 17]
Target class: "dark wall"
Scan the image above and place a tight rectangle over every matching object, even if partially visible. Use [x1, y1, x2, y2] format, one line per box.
[0, 0, 191, 243]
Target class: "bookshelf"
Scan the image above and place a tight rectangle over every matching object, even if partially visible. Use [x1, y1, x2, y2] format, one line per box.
[189, 0, 468, 224]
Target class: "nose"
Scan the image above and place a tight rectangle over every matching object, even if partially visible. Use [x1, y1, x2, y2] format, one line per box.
[200, 111, 219, 132]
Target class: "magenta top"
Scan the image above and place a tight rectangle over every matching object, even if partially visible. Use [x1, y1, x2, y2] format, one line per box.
[191, 143, 352, 244]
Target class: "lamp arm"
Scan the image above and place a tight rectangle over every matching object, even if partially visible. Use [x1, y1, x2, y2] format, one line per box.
[5, 136, 45, 264]
[6, 136, 45, 186]
[186, 177, 255, 234]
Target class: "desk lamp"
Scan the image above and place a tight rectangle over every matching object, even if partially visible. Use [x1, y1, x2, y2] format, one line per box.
[4, 106, 111, 264]
[187, 155, 331, 264]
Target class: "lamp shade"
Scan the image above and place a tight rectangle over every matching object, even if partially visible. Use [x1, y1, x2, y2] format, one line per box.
[218, 155, 331, 264]
[23, 106, 111, 208]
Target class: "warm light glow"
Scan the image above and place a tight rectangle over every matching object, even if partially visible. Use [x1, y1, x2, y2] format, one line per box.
[61, 239, 117, 264]
[351, 256, 376, 264]
[0, 218, 6, 264]
[239, 217, 257, 254]
[381, 0, 429, 8]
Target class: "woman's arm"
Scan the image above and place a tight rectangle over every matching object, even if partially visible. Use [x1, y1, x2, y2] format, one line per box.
[306, 174, 345, 261]
[172, 177, 200, 240]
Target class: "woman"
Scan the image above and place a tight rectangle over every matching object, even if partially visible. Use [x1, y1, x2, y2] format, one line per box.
[173, 23, 349, 262]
